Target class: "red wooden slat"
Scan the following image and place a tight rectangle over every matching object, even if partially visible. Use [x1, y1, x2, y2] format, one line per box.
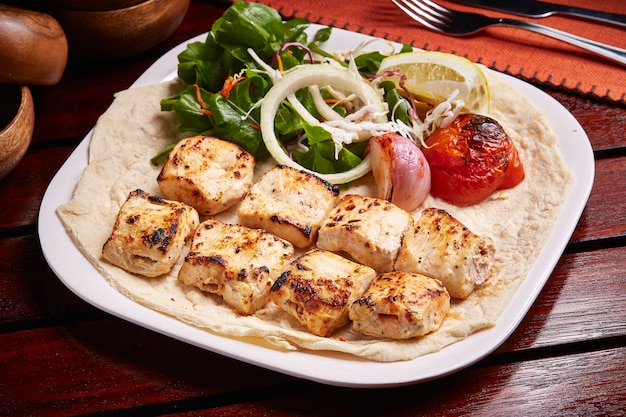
[571, 157, 626, 242]
[0, 146, 75, 229]
[0, 236, 96, 324]
[2, 321, 622, 416]
[498, 245, 626, 352]
[168, 347, 626, 416]
[547, 91, 626, 152]
[0, 321, 299, 417]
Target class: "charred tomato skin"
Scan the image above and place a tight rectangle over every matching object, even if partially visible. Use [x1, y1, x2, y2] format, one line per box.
[422, 114, 525, 206]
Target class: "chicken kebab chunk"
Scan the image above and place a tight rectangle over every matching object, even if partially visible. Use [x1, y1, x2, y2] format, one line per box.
[395, 208, 495, 299]
[157, 135, 255, 216]
[238, 165, 340, 248]
[317, 194, 413, 272]
[350, 271, 450, 339]
[178, 219, 294, 315]
[102, 189, 199, 277]
[270, 248, 377, 337]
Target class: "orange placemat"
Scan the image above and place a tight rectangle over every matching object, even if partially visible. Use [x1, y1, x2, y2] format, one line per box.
[252, 0, 626, 104]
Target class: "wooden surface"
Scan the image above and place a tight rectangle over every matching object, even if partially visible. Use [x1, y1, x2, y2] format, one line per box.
[1, 1, 625, 415]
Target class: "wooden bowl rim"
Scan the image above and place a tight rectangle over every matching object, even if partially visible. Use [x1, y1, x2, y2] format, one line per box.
[50, 0, 147, 12]
[54, 0, 187, 16]
[0, 85, 33, 136]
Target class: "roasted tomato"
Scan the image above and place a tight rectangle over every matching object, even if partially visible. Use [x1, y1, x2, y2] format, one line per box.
[422, 114, 524, 206]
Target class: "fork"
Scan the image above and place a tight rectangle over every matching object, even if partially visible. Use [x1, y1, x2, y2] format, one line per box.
[392, 0, 626, 66]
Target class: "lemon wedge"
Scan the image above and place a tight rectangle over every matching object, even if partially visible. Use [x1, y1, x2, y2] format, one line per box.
[378, 51, 490, 113]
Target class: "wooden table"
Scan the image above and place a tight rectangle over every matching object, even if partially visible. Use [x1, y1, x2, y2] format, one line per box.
[2, 1, 625, 415]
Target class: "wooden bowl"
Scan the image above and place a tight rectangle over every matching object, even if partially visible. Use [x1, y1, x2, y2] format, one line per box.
[0, 85, 35, 180]
[0, 5, 68, 85]
[50, 0, 146, 11]
[52, 0, 190, 59]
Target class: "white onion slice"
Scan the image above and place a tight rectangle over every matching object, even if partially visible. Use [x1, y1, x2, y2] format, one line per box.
[260, 64, 386, 184]
[369, 133, 431, 211]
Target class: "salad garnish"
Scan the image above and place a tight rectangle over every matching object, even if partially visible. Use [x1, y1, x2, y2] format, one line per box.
[157, 1, 478, 191]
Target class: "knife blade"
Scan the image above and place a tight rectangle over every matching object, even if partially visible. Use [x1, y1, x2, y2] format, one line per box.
[450, 0, 626, 28]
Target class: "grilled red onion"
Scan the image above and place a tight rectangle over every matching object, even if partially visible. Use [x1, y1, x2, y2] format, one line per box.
[369, 133, 431, 211]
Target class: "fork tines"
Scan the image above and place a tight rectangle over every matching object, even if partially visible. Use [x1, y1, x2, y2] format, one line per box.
[392, 0, 452, 32]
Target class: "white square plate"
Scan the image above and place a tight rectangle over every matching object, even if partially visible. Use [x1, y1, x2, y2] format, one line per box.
[39, 25, 594, 387]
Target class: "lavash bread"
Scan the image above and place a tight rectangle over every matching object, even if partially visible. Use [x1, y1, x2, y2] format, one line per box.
[56, 68, 573, 362]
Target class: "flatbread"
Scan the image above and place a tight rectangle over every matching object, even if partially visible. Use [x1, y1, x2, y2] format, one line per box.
[56, 70, 573, 362]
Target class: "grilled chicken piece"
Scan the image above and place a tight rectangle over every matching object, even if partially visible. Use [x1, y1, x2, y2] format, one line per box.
[157, 135, 255, 216]
[102, 189, 199, 277]
[317, 194, 413, 272]
[178, 219, 294, 315]
[394, 208, 495, 299]
[349, 271, 450, 339]
[269, 248, 376, 337]
[238, 165, 340, 248]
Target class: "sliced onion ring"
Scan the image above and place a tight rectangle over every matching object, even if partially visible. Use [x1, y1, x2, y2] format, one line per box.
[260, 64, 386, 184]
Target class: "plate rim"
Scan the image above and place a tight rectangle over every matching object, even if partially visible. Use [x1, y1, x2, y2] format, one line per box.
[38, 25, 594, 388]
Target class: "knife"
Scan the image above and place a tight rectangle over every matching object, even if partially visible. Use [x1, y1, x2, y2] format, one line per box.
[450, 0, 626, 28]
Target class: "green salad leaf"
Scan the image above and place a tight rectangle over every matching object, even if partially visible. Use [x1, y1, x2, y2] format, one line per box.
[157, 1, 411, 175]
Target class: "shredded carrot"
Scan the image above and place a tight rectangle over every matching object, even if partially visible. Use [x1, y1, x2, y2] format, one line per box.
[198, 108, 213, 117]
[249, 123, 261, 131]
[325, 98, 348, 111]
[219, 75, 246, 98]
[194, 84, 208, 107]
[276, 54, 284, 73]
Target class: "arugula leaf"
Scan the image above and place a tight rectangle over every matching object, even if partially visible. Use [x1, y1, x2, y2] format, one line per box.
[311, 26, 332, 46]
[354, 43, 412, 75]
[274, 101, 304, 138]
[176, 37, 237, 92]
[293, 125, 335, 174]
[160, 85, 212, 133]
[203, 93, 267, 158]
[283, 18, 311, 43]
[211, 1, 285, 63]
[381, 80, 410, 124]
[293, 124, 366, 174]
